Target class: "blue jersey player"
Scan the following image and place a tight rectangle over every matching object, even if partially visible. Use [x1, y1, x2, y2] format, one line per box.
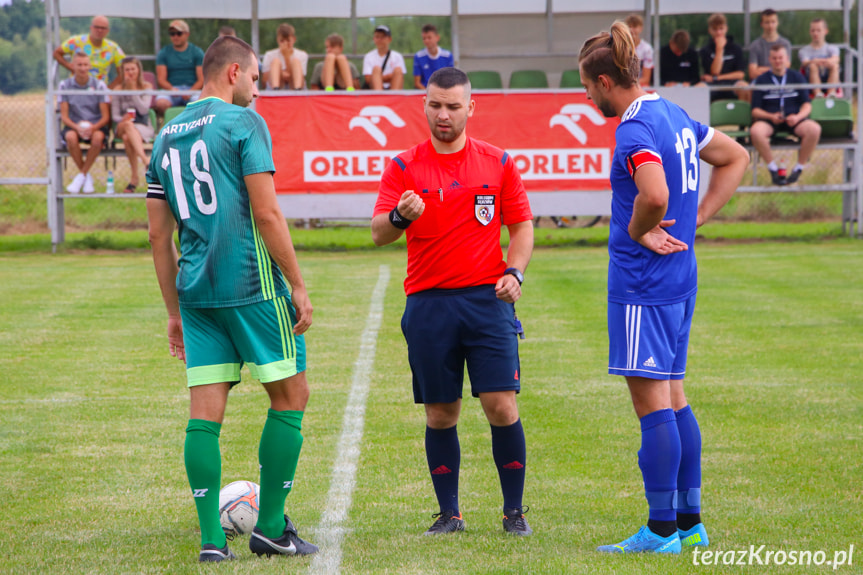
[578, 22, 749, 554]
[146, 36, 317, 562]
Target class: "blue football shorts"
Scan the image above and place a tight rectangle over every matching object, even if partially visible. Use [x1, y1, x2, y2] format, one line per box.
[608, 293, 696, 380]
[180, 295, 306, 387]
[401, 284, 521, 404]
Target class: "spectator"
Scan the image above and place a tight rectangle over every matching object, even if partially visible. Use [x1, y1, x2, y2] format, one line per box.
[59, 51, 110, 194]
[363, 24, 406, 90]
[111, 57, 154, 194]
[800, 18, 840, 98]
[625, 13, 654, 87]
[218, 26, 237, 38]
[154, 20, 204, 114]
[413, 24, 454, 89]
[53, 15, 125, 88]
[748, 9, 792, 82]
[750, 45, 821, 186]
[309, 34, 359, 91]
[660, 30, 700, 86]
[699, 13, 748, 102]
[262, 24, 308, 90]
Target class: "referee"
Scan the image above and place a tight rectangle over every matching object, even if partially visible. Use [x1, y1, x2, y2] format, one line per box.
[372, 67, 535, 536]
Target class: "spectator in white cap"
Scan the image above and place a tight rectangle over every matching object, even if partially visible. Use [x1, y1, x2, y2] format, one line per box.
[363, 24, 406, 90]
[154, 19, 204, 114]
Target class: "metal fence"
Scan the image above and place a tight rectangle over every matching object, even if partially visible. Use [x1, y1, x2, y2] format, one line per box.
[0, 89, 859, 240]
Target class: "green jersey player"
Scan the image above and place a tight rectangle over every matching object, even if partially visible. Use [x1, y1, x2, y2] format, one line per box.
[146, 35, 317, 562]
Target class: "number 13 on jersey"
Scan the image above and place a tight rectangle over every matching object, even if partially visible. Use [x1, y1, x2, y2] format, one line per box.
[674, 128, 698, 194]
[161, 140, 218, 220]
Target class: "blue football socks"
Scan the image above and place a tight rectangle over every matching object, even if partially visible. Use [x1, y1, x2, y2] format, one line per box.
[425, 425, 460, 514]
[491, 419, 527, 511]
[638, 409, 681, 526]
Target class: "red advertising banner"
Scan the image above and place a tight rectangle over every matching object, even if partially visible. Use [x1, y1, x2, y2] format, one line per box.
[257, 92, 619, 195]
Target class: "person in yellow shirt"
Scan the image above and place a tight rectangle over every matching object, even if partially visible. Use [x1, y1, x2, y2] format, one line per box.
[53, 15, 125, 88]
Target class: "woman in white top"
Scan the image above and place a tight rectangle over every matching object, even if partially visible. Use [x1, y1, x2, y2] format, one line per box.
[111, 57, 154, 193]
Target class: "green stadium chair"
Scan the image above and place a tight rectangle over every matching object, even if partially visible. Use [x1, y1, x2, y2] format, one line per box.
[560, 69, 582, 88]
[509, 69, 548, 89]
[467, 70, 503, 89]
[810, 97, 854, 139]
[709, 99, 751, 141]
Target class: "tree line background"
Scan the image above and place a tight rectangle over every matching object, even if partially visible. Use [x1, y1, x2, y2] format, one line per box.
[0, 0, 855, 95]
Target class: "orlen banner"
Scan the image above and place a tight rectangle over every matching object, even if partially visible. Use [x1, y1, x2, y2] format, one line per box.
[256, 92, 619, 194]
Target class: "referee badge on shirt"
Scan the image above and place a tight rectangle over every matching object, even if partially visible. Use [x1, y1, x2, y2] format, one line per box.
[475, 195, 495, 226]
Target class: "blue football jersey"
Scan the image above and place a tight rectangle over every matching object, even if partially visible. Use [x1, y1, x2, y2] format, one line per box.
[608, 93, 714, 305]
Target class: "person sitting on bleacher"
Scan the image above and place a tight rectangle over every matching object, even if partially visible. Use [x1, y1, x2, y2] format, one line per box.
[154, 20, 204, 115]
[625, 13, 654, 87]
[60, 51, 110, 194]
[660, 30, 700, 87]
[362, 24, 407, 90]
[699, 13, 748, 102]
[309, 34, 360, 91]
[111, 57, 154, 193]
[800, 18, 840, 98]
[750, 44, 821, 186]
[262, 23, 308, 90]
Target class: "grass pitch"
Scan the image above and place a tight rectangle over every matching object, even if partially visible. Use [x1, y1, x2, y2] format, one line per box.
[1, 241, 861, 574]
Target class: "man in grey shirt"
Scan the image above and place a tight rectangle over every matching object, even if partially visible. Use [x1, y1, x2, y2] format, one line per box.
[748, 8, 792, 84]
[799, 18, 840, 97]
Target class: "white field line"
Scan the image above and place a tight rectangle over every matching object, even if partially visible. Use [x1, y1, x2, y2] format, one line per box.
[309, 264, 389, 575]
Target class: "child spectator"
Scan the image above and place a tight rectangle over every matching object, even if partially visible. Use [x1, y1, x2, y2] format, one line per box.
[413, 24, 454, 89]
[660, 30, 700, 86]
[309, 34, 360, 91]
[625, 13, 654, 87]
[363, 24, 407, 90]
[799, 18, 840, 98]
[262, 24, 308, 90]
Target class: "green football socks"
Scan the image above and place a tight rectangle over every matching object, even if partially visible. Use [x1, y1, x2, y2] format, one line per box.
[257, 409, 305, 539]
[184, 419, 225, 548]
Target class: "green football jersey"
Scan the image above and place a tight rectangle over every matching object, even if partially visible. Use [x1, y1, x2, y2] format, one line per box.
[146, 96, 288, 308]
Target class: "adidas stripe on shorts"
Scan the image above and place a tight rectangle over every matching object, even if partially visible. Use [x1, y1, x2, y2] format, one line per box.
[181, 295, 306, 387]
[607, 293, 696, 380]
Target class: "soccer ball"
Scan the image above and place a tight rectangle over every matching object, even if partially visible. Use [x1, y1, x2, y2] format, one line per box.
[218, 480, 260, 535]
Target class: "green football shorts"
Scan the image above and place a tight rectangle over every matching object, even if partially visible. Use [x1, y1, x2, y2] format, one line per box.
[180, 295, 306, 387]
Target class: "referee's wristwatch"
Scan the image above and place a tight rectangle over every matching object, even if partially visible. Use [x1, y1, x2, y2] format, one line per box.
[504, 267, 524, 285]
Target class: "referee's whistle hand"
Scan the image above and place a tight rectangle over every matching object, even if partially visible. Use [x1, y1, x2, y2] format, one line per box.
[397, 190, 425, 220]
[495, 275, 521, 304]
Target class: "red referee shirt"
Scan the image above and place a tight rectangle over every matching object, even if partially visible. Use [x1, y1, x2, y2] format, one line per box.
[374, 137, 533, 295]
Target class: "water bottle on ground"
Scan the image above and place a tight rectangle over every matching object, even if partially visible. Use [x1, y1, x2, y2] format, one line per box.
[106, 170, 115, 194]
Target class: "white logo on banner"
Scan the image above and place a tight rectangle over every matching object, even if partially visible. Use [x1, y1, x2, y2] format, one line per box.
[348, 106, 406, 146]
[549, 104, 607, 144]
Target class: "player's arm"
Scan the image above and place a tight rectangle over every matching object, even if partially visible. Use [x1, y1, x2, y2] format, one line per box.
[495, 219, 534, 304]
[630, 162, 688, 255]
[697, 130, 749, 228]
[146, 198, 185, 362]
[246, 171, 312, 335]
[371, 189, 425, 246]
